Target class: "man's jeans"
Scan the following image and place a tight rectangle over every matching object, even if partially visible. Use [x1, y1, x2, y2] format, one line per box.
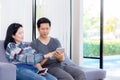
[16, 64, 57, 80]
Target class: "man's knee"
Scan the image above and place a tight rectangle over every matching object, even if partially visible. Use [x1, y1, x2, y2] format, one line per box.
[62, 74, 74, 80]
[72, 70, 87, 80]
[48, 67, 74, 80]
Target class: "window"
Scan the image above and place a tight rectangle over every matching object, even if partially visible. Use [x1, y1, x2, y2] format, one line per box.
[83, 0, 120, 78]
[83, 0, 101, 68]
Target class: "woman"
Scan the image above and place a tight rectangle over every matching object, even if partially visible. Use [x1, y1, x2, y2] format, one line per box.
[31, 17, 87, 80]
[4, 23, 57, 80]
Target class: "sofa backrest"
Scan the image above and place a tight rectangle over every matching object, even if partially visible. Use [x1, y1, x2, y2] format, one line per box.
[0, 40, 8, 62]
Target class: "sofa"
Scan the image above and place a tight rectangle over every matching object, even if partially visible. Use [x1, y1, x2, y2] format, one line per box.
[0, 40, 16, 80]
[0, 40, 106, 80]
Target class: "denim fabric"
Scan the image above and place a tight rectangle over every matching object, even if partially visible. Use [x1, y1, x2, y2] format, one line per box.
[16, 64, 57, 80]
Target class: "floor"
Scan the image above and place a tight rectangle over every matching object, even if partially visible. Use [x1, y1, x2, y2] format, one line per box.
[104, 55, 120, 80]
[105, 69, 120, 80]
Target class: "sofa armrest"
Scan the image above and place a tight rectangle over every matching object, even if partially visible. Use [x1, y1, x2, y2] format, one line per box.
[79, 67, 106, 80]
[0, 62, 16, 80]
[63, 54, 106, 80]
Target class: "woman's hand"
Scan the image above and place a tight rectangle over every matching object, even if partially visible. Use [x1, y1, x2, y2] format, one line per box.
[44, 51, 65, 62]
[39, 68, 48, 76]
[44, 52, 55, 59]
[36, 63, 47, 75]
[41, 52, 55, 66]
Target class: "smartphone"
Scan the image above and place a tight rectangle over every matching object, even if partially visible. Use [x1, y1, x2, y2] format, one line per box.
[56, 47, 65, 53]
[37, 69, 47, 74]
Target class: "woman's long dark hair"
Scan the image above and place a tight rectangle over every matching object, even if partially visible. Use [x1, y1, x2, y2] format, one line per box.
[4, 23, 23, 50]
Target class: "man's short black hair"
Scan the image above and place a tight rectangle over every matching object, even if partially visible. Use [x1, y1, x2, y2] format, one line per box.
[37, 17, 51, 28]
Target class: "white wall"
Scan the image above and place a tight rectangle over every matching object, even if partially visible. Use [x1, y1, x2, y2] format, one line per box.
[72, 0, 83, 65]
[0, 0, 32, 41]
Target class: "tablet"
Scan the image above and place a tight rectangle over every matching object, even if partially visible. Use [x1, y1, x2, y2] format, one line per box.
[56, 48, 65, 53]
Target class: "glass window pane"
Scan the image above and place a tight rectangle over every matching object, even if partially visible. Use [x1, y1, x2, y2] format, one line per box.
[83, 59, 99, 68]
[83, 0, 100, 68]
[104, 0, 120, 78]
[83, 0, 100, 57]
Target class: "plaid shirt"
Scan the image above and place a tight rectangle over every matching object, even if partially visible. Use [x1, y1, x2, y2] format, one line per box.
[5, 42, 44, 65]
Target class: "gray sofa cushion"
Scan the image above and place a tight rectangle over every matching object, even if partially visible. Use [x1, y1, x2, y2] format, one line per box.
[0, 40, 8, 62]
[79, 66, 106, 80]
[0, 40, 16, 80]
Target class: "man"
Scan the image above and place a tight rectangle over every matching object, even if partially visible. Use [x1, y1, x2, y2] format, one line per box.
[31, 17, 87, 80]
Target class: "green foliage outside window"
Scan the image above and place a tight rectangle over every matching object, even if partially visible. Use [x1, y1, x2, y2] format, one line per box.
[83, 40, 120, 57]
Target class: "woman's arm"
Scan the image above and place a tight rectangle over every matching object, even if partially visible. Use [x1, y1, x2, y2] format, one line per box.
[35, 63, 43, 70]
[5, 43, 47, 65]
[40, 58, 49, 66]
[40, 52, 54, 65]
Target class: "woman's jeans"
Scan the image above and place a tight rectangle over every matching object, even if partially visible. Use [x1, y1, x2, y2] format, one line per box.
[16, 64, 57, 80]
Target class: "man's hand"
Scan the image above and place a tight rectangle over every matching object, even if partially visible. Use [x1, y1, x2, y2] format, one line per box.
[54, 51, 65, 62]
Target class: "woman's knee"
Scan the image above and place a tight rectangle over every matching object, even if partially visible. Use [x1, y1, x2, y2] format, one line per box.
[32, 75, 46, 80]
[16, 68, 46, 80]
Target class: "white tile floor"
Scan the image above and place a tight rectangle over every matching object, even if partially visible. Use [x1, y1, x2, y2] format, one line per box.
[105, 70, 120, 80]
